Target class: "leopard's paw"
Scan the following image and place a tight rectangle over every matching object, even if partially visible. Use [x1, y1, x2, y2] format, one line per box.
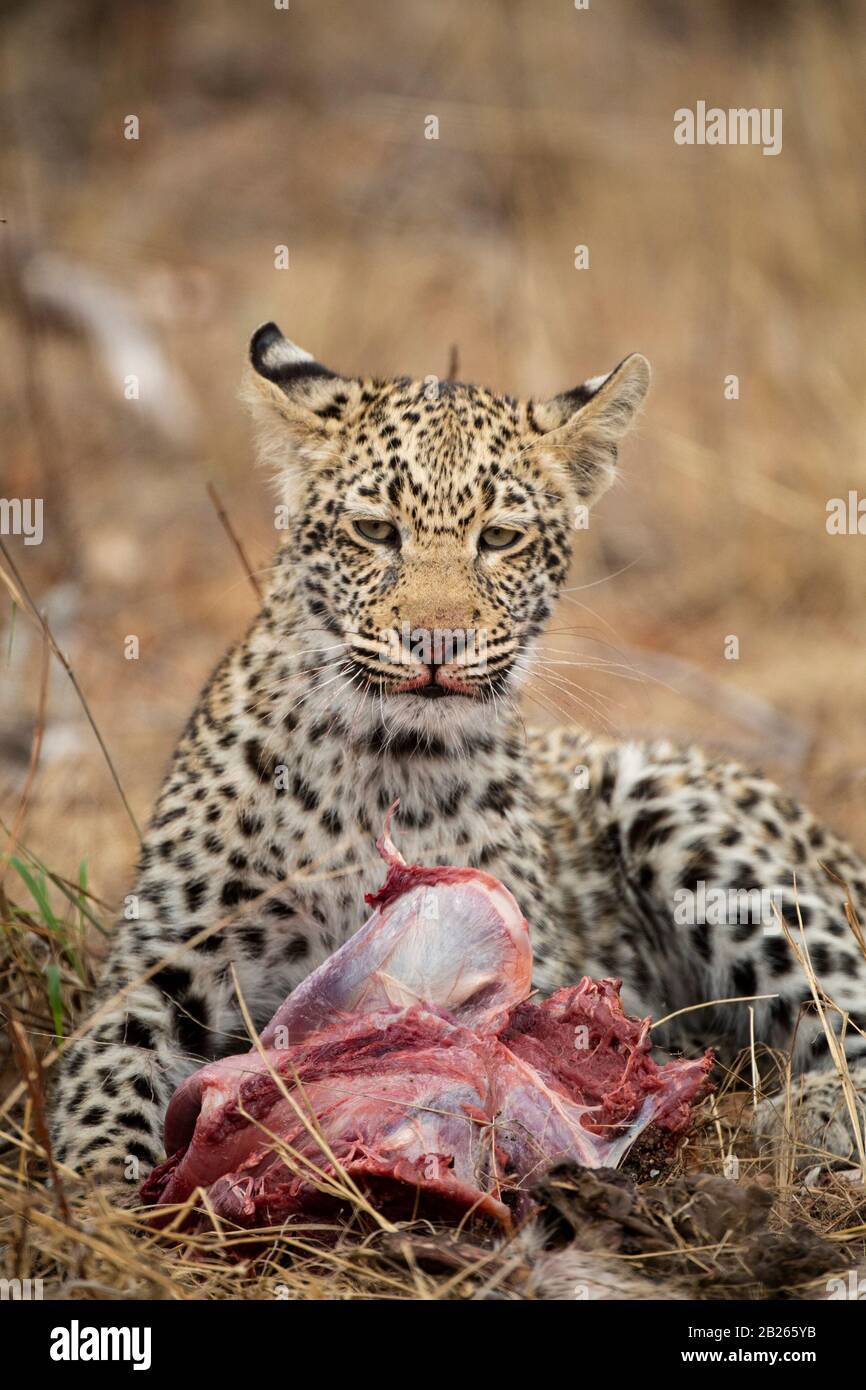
[753, 1067, 865, 1167]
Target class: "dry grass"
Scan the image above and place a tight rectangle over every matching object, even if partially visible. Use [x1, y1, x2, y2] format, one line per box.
[2, 0, 866, 1298]
[2, 844, 865, 1300]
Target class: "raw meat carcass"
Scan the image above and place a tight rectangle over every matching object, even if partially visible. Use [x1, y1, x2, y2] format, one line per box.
[142, 809, 712, 1230]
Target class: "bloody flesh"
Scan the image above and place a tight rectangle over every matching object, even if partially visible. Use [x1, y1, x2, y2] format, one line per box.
[142, 809, 712, 1229]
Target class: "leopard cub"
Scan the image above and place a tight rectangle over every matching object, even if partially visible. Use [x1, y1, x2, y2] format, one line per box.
[51, 324, 866, 1182]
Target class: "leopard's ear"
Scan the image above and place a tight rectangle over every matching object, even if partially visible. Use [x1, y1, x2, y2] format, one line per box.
[529, 353, 650, 505]
[243, 323, 361, 477]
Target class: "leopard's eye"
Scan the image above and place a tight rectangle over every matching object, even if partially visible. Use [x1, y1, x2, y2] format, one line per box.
[353, 518, 399, 545]
[479, 525, 523, 551]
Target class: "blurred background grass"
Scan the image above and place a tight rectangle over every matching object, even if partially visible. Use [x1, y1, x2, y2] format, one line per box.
[1, 0, 865, 922]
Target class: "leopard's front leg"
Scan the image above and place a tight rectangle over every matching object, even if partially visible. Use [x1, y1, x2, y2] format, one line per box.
[49, 912, 241, 1193]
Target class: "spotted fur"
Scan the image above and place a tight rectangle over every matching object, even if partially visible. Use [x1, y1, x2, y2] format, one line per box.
[51, 326, 866, 1183]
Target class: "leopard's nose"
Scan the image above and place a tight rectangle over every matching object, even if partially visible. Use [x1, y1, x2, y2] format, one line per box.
[400, 612, 467, 634]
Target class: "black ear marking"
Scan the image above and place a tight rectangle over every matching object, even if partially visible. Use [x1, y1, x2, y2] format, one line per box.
[538, 354, 650, 432]
[250, 320, 278, 350]
[250, 322, 337, 388]
[553, 378, 607, 414]
[250, 322, 285, 371]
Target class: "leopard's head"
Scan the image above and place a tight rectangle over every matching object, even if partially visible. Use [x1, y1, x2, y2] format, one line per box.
[246, 323, 649, 740]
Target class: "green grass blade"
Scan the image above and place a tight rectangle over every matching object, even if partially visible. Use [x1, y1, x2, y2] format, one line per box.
[44, 961, 64, 1040]
[10, 857, 60, 932]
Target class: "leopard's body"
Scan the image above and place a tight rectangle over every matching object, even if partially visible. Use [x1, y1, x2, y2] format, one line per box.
[52, 326, 866, 1183]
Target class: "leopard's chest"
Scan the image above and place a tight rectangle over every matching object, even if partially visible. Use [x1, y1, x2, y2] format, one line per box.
[249, 757, 540, 954]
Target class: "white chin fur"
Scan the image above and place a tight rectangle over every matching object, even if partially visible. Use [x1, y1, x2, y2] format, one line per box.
[328, 673, 501, 740]
[385, 691, 495, 735]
